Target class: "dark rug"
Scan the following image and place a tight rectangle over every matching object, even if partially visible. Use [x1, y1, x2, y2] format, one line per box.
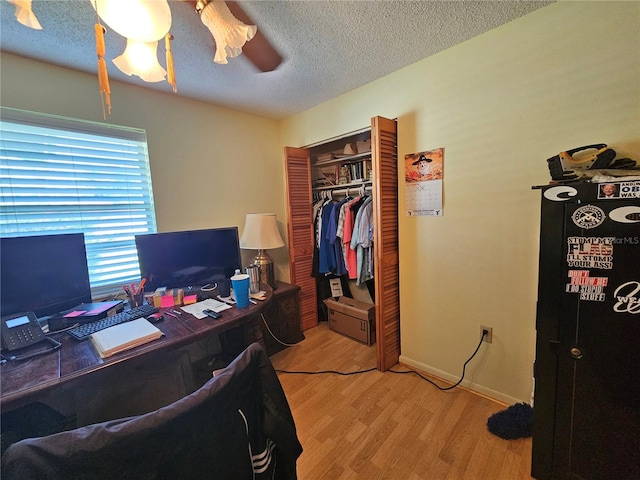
[486, 402, 533, 440]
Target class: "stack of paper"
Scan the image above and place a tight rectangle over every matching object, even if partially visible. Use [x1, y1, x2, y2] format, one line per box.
[181, 298, 231, 319]
[90, 318, 163, 358]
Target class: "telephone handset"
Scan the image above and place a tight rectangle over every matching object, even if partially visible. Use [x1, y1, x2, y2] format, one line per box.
[1, 311, 61, 361]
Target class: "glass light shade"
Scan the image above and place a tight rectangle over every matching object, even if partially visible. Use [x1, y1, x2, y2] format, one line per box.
[113, 39, 166, 82]
[92, 0, 171, 42]
[8, 0, 42, 30]
[199, 1, 257, 64]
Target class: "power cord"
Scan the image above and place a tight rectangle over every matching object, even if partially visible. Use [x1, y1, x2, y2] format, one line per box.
[0, 337, 62, 363]
[261, 313, 301, 348]
[45, 322, 80, 335]
[388, 331, 486, 391]
[275, 331, 488, 391]
[275, 367, 377, 376]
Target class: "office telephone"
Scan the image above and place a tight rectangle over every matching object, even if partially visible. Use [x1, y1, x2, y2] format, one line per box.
[1, 311, 61, 361]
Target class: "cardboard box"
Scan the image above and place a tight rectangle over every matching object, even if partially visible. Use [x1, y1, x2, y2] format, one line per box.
[324, 296, 375, 345]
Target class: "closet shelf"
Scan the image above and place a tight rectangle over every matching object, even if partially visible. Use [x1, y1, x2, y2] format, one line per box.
[313, 151, 372, 166]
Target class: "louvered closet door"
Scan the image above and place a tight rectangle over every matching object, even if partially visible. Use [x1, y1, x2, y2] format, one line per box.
[283, 147, 318, 330]
[372, 116, 400, 371]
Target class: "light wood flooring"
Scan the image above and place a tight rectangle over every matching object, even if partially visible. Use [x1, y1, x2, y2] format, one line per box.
[270, 323, 534, 480]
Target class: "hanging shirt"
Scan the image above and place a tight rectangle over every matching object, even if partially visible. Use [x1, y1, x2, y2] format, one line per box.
[342, 195, 363, 279]
[330, 196, 350, 275]
[354, 197, 374, 284]
[318, 200, 337, 274]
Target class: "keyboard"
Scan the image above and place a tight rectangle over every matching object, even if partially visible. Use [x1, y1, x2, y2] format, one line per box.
[67, 304, 159, 340]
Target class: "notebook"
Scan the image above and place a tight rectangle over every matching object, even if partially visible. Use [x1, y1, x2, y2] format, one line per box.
[90, 318, 163, 358]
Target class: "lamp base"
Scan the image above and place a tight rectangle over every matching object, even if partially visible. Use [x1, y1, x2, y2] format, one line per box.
[251, 249, 277, 289]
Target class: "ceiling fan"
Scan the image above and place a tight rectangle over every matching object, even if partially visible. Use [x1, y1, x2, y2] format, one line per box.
[7, 0, 283, 73]
[201, 0, 283, 73]
[7, 0, 282, 118]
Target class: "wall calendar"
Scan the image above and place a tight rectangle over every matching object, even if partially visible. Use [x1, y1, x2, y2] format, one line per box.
[404, 147, 444, 216]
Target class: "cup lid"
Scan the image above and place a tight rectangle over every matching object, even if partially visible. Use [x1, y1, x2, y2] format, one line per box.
[231, 273, 250, 281]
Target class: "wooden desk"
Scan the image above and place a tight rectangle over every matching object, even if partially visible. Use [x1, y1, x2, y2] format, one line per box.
[0, 287, 272, 412]
[262, 281, 305, 355]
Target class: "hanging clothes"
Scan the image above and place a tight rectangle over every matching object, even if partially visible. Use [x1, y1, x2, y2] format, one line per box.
[317, 198, 337, 274]
[343, 195, 367, 279]
[311, 193, 330, 276]
[352, 196, 374, 284]
[312, 188, 375, 281]
[328, 196, 349, 276]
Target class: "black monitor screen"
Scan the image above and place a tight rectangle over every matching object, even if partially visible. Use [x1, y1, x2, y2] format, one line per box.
[135, 227, 242, 291]
[1, 233, 92, 319]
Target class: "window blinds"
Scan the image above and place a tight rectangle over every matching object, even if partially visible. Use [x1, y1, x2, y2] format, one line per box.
[0, 107, 157, 292]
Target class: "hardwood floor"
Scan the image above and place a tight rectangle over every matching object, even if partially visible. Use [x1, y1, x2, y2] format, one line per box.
[270, 323, 534, 480]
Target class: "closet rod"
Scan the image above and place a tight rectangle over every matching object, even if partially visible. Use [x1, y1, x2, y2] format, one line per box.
[328, 184, 373, 197]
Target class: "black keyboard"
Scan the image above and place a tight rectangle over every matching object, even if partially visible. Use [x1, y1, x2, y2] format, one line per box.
[67, 304, 159, 340]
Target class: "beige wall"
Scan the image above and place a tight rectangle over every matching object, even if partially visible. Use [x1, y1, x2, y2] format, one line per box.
[2, 1, 638, 404]
[280, 1, 640, 404]
[0, 54, 291, 278]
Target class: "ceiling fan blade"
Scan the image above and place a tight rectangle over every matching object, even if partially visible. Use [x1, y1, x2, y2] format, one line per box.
[225, 1, 283, 72]
[189, 0, 283, 72]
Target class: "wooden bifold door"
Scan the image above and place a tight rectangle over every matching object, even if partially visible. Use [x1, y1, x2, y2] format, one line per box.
[283, 116, 400, 371]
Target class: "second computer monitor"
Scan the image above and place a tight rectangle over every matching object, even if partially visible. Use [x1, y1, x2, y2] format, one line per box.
[135, 227, 242, 291]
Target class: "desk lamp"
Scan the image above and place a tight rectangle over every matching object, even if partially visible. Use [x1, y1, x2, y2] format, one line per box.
[239, 213, 285, 289]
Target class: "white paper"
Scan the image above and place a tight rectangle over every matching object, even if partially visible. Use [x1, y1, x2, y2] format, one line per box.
[180, 298, 232, 318]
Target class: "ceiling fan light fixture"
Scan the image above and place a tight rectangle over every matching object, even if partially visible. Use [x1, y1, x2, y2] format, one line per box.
[8, 0, 42, 30]
[198, 0, 257, 64]
[92, 0, 171, 42]
[113, 39, 167, 83]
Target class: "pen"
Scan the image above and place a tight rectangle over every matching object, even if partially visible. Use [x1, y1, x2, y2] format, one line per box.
[217, 296, 235, 305]
[170, 309, 182, 315]
[136, 278, 147, 294]
[165, 311, 178, 318]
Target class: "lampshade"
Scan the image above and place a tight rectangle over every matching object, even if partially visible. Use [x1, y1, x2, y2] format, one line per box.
[240, 213, 285, 250]
[197, 0, 257, 65]
[240, 213, 284, 289]
[113, 38, 167, 82]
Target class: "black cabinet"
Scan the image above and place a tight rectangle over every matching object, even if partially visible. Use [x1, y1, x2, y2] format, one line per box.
[532, 181, 640, 479]
[262, 281, 305, 355]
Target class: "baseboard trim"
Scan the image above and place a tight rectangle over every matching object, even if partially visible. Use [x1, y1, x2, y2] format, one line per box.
[398, 355, 524, 406]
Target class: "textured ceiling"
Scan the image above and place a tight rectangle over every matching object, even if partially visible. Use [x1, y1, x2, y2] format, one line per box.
[0, 1, 553, 120]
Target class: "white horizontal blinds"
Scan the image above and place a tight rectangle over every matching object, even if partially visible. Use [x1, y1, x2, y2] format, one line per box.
[0, 107, 157, 290]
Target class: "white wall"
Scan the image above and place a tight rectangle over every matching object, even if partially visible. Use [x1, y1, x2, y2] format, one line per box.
[280, 1, 640, 403]
[0, 55, 291, 278]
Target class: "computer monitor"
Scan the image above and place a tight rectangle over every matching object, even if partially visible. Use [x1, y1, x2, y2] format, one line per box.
[135, 227, 242, 291]
[1, 233, 93, 319]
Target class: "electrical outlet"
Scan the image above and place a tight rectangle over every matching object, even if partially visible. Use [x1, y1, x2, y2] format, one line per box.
[480, 325, 493, 343]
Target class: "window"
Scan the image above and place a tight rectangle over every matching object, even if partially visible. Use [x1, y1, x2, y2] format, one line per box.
[0, 107, 157, 296]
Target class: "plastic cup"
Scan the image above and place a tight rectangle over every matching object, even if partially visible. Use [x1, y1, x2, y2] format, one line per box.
[231, 273, 250, 308]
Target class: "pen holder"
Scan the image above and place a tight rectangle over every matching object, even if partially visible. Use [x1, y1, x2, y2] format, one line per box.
[130, 288, 145, 308]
